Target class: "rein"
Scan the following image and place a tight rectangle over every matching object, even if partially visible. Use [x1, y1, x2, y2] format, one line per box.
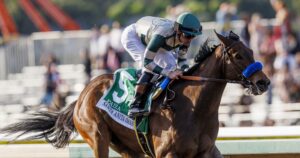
[180, 75, 247, 84]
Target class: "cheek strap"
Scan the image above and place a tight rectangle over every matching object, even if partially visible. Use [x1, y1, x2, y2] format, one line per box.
[242, 62, 263, 78]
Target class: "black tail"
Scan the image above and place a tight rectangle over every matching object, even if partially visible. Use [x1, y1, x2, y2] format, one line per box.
[0, 101, 77, 148]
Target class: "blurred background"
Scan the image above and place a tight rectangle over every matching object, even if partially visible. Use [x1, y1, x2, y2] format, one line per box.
[0, 0, 300, 130]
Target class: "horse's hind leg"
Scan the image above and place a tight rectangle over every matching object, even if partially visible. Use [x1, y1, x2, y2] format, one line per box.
[75, 112, 111, 158]
[73, 74, 114, 158]
[93, 121, 111, 158]
[74, 104, 112, 157]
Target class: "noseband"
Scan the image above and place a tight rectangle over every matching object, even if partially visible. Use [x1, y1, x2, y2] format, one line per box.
[181, 42, 263, 86]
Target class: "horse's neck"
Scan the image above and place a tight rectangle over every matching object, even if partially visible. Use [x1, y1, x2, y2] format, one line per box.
[190, 47, 227, 115]
[192, 47, 223, 79]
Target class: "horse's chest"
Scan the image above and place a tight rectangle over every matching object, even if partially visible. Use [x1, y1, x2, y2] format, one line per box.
[171, 132, 200, 155]
[176, 140, 198, 153]
[172, 132, 214, 156]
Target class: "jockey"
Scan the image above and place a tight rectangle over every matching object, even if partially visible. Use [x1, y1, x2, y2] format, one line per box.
[121, 12, 202, 117]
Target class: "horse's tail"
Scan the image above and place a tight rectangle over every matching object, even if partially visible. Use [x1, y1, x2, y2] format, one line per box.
[0, 101, 77, 148]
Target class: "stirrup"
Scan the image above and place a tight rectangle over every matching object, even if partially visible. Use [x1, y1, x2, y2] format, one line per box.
[128, 108, 149, 118]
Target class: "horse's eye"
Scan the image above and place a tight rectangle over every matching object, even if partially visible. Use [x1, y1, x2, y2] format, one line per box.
[235, 54, 242, 60]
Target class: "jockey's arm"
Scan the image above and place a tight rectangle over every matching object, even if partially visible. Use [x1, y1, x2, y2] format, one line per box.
[177, 45, 189, 71]
[143, 34, 171, 76]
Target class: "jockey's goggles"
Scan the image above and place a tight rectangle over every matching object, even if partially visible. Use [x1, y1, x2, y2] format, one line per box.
[182, 33, 196, 39]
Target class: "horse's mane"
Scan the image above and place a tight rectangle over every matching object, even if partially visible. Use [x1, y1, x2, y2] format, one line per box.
[183, 31, 240, 75]
[183, 39, 219, 75]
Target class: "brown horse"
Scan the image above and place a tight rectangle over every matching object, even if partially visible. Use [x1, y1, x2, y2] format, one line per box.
[0, 32, 270, 158]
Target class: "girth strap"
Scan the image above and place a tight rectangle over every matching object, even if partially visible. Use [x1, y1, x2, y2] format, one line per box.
[134, 117, 155, 158]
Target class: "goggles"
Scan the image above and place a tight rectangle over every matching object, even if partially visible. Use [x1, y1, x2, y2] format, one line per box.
[182, 33, 196, 39]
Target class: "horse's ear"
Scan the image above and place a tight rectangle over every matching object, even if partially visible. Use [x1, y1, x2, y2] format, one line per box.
[214, 30, 231, 46]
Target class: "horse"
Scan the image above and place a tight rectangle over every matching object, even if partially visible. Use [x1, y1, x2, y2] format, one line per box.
[0, 31, 270, 158]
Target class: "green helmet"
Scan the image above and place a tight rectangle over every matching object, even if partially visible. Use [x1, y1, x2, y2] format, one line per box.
[176, 12, 202, 36]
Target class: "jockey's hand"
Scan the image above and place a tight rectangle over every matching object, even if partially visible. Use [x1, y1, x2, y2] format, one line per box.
[168, 70, 183, 80]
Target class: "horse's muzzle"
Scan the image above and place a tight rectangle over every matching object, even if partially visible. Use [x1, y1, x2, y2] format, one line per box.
[255, 79, 270, 93]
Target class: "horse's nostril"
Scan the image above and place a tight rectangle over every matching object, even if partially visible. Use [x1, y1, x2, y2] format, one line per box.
[256, 79, 270, 91]
[266, 79, 271, 86]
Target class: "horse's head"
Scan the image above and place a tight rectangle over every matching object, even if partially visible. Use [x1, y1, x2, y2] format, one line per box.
[215, 31, 270, 95]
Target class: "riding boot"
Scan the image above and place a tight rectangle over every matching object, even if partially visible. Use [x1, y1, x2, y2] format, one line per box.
[128, 71, 154, 118]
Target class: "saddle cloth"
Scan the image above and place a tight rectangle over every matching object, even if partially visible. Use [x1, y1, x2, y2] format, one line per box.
[96, 68, 153, 133]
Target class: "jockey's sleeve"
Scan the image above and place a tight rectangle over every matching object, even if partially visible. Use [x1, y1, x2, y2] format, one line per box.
[143, 34, 170, 76]
[178, 45, 189, 71]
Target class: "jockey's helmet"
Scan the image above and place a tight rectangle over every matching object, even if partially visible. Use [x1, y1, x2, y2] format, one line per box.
[176, 12, 202, 36]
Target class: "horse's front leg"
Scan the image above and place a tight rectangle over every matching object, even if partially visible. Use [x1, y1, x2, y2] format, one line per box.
[164, 152, 178, 158]
[194, 145, 223, 158]
[211, 145, 223, 158]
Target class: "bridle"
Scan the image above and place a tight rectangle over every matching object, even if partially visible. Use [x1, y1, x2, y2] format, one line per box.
[221, 41, 253, 86]
[181, 41, 259, 86]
